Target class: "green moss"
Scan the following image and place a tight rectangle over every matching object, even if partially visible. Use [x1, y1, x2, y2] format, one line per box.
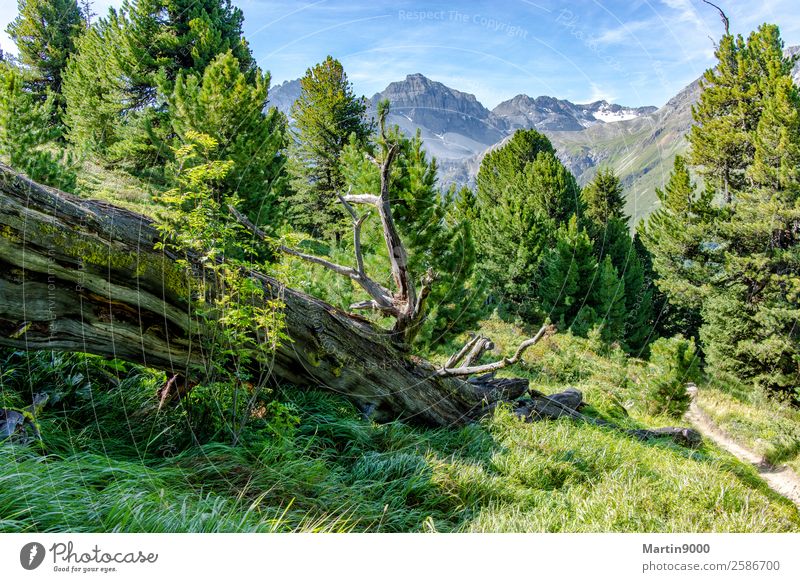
[30, 222, 192, 299]
[0, 225, 22, 243]
[305, 351, 321, 367]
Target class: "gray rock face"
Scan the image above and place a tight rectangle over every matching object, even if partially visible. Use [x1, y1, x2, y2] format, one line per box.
[267, 78, 301, 120]
[492, 94, 655, 132]
[371, 74, 506, 144]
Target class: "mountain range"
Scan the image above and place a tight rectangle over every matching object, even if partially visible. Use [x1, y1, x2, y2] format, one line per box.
[269, 47, 800, 224]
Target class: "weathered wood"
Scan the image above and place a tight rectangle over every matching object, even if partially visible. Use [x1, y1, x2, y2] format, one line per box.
[439, 324, 553, 376]
[0, 163, 523, 426]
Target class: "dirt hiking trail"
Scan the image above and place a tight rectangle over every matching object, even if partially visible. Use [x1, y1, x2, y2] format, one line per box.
[685, 385, 800, 510]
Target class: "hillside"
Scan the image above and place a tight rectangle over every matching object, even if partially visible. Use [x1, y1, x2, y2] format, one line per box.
[2, 312, 799, 532]
[2, 157, 799, 532]
[547, 80, 700, 221]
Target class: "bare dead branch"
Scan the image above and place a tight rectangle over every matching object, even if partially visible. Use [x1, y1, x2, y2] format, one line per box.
[226, 203, 397, 314]
[701, 0, 730, 35]
[278, 243, 359, 278]
[364, 152, 379, 167]
[343, 194, 380, 205]
[376, 145, 413, 310]
[446, 335, 480, 368]
[341, 143, 425, 344]
[412, 268, 436, 321]
[352, 213, 369, 276]
[349, 299, 384, 311]
[438, 324, 553, 376]
[336, 188, 359, 221]
[463, 337, 494, 368]
[336, 190, 370, 277]
[247, 135, 422, 344]
[227, 202, 268, 240]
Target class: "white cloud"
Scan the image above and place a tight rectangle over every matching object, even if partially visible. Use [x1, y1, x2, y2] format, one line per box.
[660, 0, 704, 29]
[581, 82, 617, 104]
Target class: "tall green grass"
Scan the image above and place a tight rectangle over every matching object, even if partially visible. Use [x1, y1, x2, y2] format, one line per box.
[1, 341, 798, 533]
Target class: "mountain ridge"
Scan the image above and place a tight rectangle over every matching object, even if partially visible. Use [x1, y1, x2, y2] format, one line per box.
[269, 46, 799, 223]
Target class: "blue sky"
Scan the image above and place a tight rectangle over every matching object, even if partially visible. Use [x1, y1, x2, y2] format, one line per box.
[2, 0, 799, 107]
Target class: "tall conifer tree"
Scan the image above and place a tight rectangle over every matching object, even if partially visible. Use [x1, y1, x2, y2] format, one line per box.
[288, 56, 373, 240]
[6, 0, 84, 104]
[472, 129, 582, 319]
[170, 51, 289, 231]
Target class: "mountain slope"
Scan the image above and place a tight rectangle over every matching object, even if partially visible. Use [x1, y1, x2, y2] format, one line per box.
[370, 74, 506, 159]
[267, 78, 301, 119]
[547, 79, 700, 221]
[493, 94, 655, 132]
[269, 73, 655, 164]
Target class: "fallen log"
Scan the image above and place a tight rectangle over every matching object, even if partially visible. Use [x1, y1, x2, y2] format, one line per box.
[0, 163, 703, 447]
[0, 163, 525, 426]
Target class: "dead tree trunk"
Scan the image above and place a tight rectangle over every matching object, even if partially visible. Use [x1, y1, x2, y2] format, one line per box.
[0, 163, 527, 425]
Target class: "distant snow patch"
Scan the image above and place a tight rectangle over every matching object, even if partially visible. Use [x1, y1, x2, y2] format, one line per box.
[593, 110, 640, 123]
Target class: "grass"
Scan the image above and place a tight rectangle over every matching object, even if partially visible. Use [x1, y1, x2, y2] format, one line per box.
[74, 158, 165, 217]
[1, 334, 798, 533]
[696, 385, 800, 473]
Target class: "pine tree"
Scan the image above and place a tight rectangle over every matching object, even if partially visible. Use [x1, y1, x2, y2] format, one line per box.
[594, 254, 626, 343]
[699, 292, 756, 385]
[648, 23, 800, 399]
[701, 57, 800, 394]
[581, 167, 627, 227]
[688, 25, 791, 202]
[639, 155, 714, 315]
[62, 17, 126, 153]
[288, 56, 373, 240]
[62, 0, 255, 166]
[472, 129, 582, 319]
[169, 51, 289, 231]
[475, 128, 555, 207]
[582, 168, 653, 351]
[6, 0, 84, 103]
[116, 0, 255, 98]
[646, 336, 700, 417]
[539, 215, 597, 329]
[452, 185, 478, 223]
[0, 62, 75, 190]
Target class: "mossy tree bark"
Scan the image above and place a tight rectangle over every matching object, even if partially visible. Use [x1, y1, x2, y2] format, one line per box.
[0, 163, 526, 426]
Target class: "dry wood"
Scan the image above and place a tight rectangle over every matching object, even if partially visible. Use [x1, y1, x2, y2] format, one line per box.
[439, 324, 553, 376]
[0, 162, 526, 426]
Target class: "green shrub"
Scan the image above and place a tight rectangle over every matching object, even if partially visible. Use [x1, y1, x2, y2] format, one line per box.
[0, 62, 76, 190]
[645, 336, 701, 417]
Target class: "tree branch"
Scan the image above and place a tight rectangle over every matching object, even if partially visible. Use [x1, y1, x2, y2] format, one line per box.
[412, 268, 436, 320]
[226, 203, 397, 314]
[342, 194, 380, 205]
[375, 145, 414, 310]
[463, 337, 494, 367]
[446, 334, 484, 368]
[701, 0, 730, 35]
[336, 190, 369, 277]
[438, 324, 553, 376]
